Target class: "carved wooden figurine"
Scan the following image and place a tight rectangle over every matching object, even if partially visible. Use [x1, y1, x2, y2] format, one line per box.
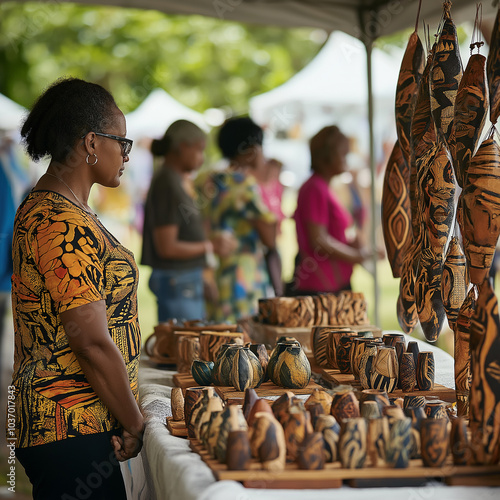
[215, 404, 248, 464]
[283, 405, 313, 462]
[171, 387, 185, 422]
[249, 412, 286, 471]
[226, 430, 251, 471]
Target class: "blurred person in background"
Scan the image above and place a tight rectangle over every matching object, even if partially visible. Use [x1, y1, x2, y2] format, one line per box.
[254, 157, 285, 296]
[141, 120, 234, 323]
[197, 116, 278, 322]
[292, 125, 378, 295]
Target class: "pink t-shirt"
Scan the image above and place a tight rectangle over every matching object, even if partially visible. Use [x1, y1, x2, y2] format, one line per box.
[293, 173, 354, 292]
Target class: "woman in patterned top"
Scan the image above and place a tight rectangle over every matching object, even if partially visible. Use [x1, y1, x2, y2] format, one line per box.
[196, 117, 279, 322]
[10, 78, 143, 499]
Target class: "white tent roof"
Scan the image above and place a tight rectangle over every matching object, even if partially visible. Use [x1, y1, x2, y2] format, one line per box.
[250, 31, 403, 125]
[0, 93, 26, 131]
[13, 1, 495, 39]
[125, 88, 209, 139]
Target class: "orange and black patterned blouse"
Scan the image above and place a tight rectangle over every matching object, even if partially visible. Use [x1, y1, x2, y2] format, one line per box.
[11, 190, 141, 448]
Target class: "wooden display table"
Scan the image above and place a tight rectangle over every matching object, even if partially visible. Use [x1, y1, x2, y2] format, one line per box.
[189, 438, 500, 488]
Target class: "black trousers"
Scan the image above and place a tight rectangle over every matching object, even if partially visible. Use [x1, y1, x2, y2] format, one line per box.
[16, 431, 127, 500]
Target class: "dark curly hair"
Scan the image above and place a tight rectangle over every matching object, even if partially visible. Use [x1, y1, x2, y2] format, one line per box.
[217, 116, 263, 160]
[21, 77, 118, 163]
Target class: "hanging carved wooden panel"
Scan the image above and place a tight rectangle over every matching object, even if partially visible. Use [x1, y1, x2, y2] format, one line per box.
[415, 247, 446, 342]
[396, 30, 425, 169]
[382, 141, 412, 277]
[397, 241, 419, 333]
[430, 2, 463, 144]
[449, 53, 488, 187]
[410, 46, 436, 240]
[487, 7, 500, 125]
[460, 136, 500, 284]
[469, 279, 500, 465]
[442, 237, 468, 330]
[420, 140, 456, 255]
[454, 286, 476, 417]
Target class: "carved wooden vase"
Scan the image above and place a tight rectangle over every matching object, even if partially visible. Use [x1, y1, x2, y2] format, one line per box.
[370, 346, 399, 393]
[339, 418, 367, 469]
[230, 347, 264, 391]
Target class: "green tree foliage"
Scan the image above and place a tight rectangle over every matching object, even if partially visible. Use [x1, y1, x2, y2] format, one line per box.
[0, 2, 325, 114]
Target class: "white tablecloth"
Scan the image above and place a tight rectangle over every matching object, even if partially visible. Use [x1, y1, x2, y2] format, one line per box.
[121, 333, 499, 500]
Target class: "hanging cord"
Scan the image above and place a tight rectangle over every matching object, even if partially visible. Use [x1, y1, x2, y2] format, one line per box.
[470, 3, 484, 54]
[423, 21, 431, 55]
[414, 0, 423, 33]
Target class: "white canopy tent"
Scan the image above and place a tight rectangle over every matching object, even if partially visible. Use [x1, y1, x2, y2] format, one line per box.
[125, 88, 209, 140]
[249, 30, 403, 187]
[0, 92, 26, 131]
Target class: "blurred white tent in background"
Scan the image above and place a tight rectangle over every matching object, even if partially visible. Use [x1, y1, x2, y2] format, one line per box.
[125, 88, 209, 140]
[250, 31, 403, 187]
[0, 92, 26, 131]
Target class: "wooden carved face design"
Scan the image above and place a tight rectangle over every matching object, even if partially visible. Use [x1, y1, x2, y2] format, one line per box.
[422, 143, 456, 254]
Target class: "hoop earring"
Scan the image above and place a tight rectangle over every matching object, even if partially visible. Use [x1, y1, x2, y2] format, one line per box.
[86, 153, 98, 166]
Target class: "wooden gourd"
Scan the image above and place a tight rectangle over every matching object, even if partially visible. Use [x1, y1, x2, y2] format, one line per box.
[449, 53, 488, 187]
[430, 2, 463, 144]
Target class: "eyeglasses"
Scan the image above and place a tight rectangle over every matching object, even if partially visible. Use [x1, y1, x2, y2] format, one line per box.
[82, 132, 133, 157]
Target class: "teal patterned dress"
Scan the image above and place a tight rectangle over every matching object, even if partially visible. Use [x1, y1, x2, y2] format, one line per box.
[196, 169, 275, 322]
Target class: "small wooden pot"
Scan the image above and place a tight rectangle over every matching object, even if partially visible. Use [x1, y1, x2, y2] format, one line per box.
[336, 335, 355, 373]
[191, 359, 214, 386]
[330, 386, 360, 422]
[420, 418, 449, 467]
[383, 332, 406, 347]
[200, 331, 244, 362]
[370, 346, 399, 393]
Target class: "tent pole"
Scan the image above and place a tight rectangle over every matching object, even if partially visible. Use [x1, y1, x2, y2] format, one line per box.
[365, 39, 380, 327]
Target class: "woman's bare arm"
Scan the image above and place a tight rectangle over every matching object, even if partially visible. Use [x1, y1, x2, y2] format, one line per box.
[60, 300, 144, 460]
